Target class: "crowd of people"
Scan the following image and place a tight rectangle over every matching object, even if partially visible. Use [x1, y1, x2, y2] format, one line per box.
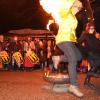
[0, 37, 55, 71]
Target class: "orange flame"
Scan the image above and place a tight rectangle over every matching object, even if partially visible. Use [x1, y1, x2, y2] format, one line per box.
[40, 0, 75, 24]
[40, 0, 60, 22]
[40, 0, 82, 28]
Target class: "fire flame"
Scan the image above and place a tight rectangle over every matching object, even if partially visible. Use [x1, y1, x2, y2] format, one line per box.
[40, 0, 82, 29]
[40, 0, 80, 21]
[46, 20, 54, 30]
[40, 0, 61, 23]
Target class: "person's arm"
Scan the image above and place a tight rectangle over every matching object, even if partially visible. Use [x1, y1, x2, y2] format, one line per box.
[58, 0, 76, 18]
[71, 0, 83, 15]
[78, 33, 87, 44]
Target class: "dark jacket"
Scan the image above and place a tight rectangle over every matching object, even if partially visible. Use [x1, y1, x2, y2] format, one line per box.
[78, 33, 100, 57]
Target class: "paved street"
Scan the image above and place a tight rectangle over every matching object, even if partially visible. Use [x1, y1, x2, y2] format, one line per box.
[0, 70, 100, 100]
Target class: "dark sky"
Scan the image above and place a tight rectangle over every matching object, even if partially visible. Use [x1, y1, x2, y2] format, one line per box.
[93, 1, 100, 32]
[0, 0, 51, 33]
[0, 0, 100, 33]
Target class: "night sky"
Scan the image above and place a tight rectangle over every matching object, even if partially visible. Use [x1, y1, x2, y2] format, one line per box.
[0, 0, 100, 34]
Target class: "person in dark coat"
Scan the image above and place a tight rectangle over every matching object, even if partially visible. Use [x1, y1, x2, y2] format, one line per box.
[78, 22, 100, 89]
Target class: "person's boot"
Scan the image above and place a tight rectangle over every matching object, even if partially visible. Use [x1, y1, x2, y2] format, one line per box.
[84, 75, 96, 89]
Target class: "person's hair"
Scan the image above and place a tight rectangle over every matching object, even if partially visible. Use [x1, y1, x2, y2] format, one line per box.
[49, 22, 59, 36]
[85, 22, 95, 32]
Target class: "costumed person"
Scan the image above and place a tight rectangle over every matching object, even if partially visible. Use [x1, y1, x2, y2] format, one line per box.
[40, 0, 83, 97]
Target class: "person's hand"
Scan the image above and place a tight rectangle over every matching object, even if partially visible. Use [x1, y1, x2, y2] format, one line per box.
[71, 0, 83, 15]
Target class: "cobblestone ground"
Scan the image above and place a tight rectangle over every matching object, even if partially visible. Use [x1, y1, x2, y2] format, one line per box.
[0, 70, 100, 100]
